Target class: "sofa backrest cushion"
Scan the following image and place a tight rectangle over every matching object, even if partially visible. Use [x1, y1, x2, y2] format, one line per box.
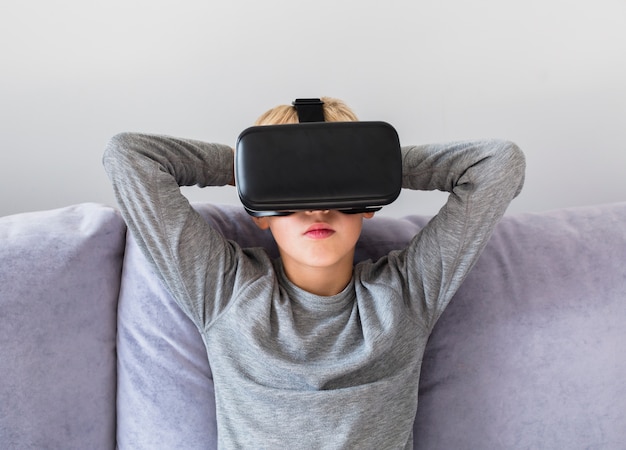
[116, 202, 626, 449]
[0, 203, 126, 449]
[414, 202, 626, 449]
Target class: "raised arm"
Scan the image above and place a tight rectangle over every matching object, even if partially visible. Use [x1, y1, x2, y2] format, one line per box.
[398, 139, 526, 330]
[102, 132, 239, 327]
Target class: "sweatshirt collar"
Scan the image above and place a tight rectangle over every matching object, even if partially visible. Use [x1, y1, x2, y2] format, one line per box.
[273, 259, 356, 314]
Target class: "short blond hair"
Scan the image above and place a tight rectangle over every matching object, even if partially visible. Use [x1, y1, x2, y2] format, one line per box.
[254, 97, 358, 125]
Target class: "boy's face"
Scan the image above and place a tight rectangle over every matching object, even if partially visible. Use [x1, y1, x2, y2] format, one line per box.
[253, 210, 374, 272]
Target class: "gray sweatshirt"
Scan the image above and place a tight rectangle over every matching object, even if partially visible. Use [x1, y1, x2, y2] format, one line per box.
[103, 133, 525, 449]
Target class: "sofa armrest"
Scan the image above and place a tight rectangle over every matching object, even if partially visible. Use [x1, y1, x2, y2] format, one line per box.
[0, 203, 126, 449]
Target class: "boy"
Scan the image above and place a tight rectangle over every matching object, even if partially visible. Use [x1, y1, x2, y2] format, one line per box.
[103, 97, 525, 448]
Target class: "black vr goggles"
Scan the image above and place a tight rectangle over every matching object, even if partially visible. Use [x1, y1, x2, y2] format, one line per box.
[235, 98, 402, 217]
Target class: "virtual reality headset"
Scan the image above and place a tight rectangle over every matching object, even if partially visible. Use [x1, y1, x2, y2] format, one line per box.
[235, 98, 402, 217]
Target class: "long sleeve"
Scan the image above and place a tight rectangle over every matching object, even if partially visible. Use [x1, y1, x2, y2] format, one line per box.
[396, 140, 526, 330]
[102, 132, 245, 327]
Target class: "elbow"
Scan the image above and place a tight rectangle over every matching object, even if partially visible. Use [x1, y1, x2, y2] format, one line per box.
[103, 132, 135, 158]
[496, 140, 526, 198]
[102, 132, 143, 171]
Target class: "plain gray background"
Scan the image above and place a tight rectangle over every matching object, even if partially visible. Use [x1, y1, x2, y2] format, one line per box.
[1, 0, 625, 218]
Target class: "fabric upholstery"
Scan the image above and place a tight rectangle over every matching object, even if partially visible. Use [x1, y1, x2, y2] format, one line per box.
[116, 227, 217, 449]
[0, 203, 125, 449]
[414, 203, 626, 449]
[3, 201, 625, 449]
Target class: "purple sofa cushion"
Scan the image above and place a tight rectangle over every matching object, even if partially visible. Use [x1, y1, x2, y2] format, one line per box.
[116, 229, 218, 449]
[0, 203, 125, 449]
[414, 202, 626, 449]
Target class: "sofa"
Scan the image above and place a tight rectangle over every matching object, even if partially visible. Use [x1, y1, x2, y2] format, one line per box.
[1, 201, 625, 449]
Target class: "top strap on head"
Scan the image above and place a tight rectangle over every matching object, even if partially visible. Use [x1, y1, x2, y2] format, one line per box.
[292, 98, 325, 123]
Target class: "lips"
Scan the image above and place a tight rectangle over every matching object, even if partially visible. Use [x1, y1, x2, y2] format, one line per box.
[304, 223, 335, 239]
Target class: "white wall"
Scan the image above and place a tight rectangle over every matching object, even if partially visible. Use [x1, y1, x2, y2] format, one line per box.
[1, 0, 625, 218]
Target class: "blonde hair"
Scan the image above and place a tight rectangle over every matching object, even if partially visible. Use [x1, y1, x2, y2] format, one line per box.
[254, 97, 358, 125]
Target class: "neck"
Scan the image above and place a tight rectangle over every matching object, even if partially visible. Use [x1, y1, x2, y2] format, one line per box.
[281, 257, 354, 297]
